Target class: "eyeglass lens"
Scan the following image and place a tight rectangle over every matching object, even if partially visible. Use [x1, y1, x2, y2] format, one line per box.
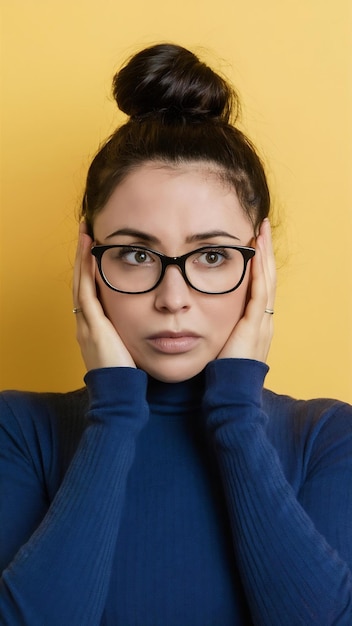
[99, 246, 249, 294]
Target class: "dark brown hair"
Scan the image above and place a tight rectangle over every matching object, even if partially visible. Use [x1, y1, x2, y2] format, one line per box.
[81, 43, 270, 236]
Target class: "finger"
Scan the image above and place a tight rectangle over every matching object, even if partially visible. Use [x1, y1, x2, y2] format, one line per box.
[77, 231, 104, 326]
[259, 218, 276, 309]
[73, 222, 102, 328]
[72, 225, 85, 311]
[242, 241, 268, 324]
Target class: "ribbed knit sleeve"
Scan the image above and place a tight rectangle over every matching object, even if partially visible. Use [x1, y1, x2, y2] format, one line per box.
[203, 358, 352, 625]
[0, 367, 148, 626]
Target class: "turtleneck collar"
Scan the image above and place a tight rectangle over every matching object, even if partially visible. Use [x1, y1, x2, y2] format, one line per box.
[146, 369, 205, 412]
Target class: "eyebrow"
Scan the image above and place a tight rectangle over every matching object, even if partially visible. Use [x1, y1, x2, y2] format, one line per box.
[105, 228, 240, 243]
[186, 230, 240, 243]
[105, 228, 159, 243]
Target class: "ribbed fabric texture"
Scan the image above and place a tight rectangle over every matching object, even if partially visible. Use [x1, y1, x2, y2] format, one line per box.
[0, 359, 352, 625]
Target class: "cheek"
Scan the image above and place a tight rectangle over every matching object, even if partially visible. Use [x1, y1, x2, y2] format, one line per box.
[98, 288, 130, 328]
[209, 277, 249, 337]
[96, 274, 143, 344]
[95, 272, 126, 325]
[223, 276, 249, 317]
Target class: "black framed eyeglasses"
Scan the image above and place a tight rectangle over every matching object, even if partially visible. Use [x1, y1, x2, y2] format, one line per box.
[91, 244, 255, 295]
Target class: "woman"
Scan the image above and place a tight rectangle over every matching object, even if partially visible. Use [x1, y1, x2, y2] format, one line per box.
[1, 43, 351, 625]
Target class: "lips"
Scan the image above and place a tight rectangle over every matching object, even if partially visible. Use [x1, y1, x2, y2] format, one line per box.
[146, 331, 201, 354]
[149, 331, 200, 339]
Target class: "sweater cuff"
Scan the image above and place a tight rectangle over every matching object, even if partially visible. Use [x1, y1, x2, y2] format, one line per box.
[204, 358, 269, 410]
[84, 367, 148, 424]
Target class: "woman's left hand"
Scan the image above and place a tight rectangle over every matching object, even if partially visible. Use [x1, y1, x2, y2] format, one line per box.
[217, 218, 276, 364]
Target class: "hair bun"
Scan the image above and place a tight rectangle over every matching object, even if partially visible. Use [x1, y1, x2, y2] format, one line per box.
[113, 43, 237, 122]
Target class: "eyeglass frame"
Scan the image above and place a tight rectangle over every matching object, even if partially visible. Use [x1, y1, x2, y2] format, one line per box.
[91, 244, 255, 295]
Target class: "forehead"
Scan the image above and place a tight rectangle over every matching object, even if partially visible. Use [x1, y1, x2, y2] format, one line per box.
[93, 161, 253, 243]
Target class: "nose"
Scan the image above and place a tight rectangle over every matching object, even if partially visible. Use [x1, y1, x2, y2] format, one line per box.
[153, 265, 192, 313]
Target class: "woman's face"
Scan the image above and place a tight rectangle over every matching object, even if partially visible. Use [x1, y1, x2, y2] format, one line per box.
[93, 161, 255, 382]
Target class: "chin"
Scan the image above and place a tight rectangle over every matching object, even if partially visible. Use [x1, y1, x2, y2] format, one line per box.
[136, 356, 209, 383]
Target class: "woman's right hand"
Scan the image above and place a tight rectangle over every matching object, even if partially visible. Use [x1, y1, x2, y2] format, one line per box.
[73, 223, 136, 371]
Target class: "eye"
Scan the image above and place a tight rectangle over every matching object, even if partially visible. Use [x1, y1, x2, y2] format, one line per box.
[130, 250, 149, 264]
[114, 247, 155, 265]
[196, 248, 230, 267]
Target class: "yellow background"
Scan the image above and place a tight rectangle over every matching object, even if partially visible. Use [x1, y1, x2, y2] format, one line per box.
[1, 1, 351, 402]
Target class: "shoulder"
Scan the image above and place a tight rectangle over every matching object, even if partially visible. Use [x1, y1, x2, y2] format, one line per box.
[263, 388, 352, 482]
[0, 387, 88, 425]
[263, 387, 352, 434]
[0, 388, 88, 466]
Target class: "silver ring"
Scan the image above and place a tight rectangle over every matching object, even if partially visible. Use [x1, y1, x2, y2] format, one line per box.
[265, 308, 274, 315]
[72, 307, 83, 314]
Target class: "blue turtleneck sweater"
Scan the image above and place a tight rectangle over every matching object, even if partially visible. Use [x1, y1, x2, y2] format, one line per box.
[0, 359, 352, 625]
